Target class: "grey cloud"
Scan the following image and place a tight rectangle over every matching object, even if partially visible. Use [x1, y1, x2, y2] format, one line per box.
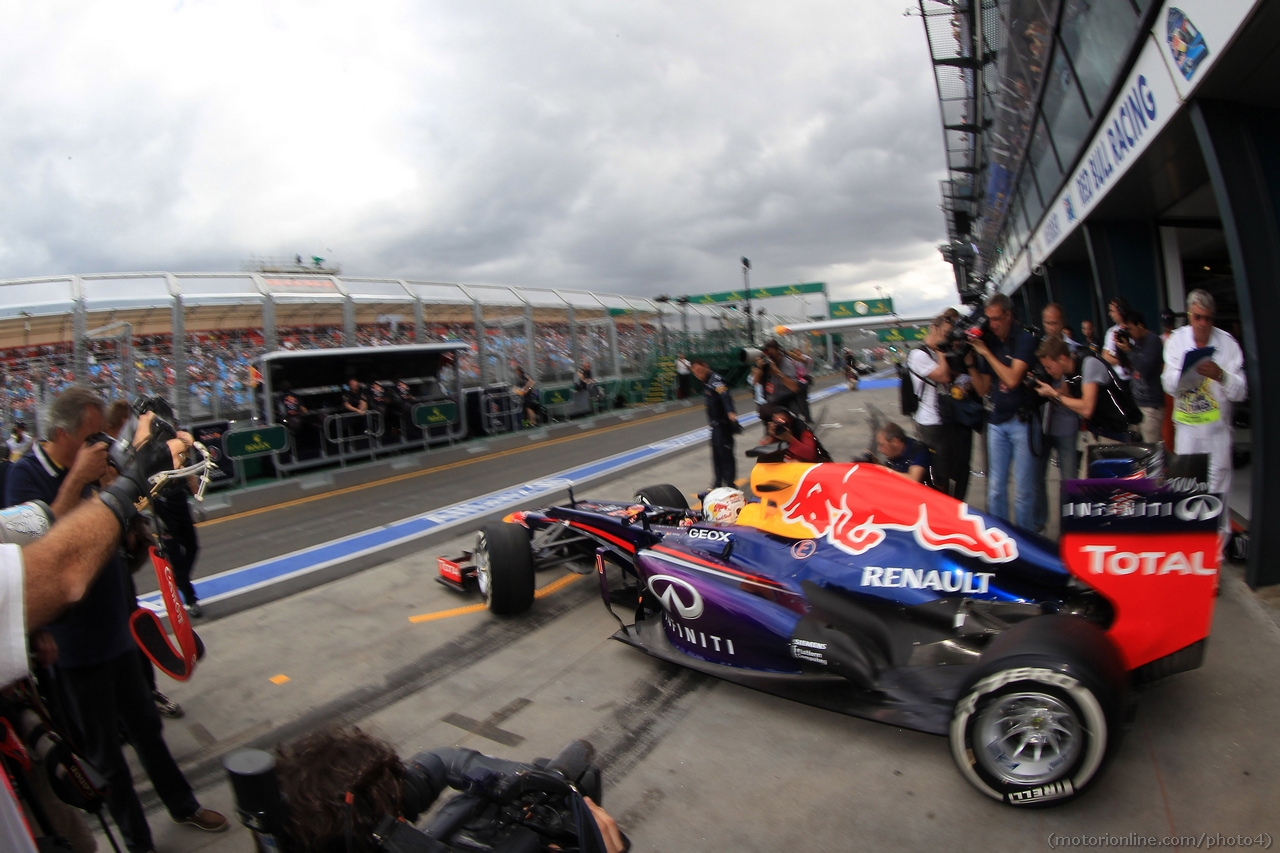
[0, 2, 957, 313]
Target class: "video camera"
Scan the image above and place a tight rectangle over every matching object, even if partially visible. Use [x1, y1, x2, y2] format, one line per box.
[936, 308, 990, 374]
[225, 739, 612, 853]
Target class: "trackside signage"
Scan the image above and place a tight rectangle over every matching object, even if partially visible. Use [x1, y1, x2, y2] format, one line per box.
[412, 401, 459, 427]
[1005, 0, 1260, 293]
[225, 425, 289, 459]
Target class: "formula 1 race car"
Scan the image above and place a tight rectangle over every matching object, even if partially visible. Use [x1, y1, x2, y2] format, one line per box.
[437, 452, 1222, 806]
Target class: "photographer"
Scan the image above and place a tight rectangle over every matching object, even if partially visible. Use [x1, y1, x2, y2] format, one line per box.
[1101, 297, 1132, 380]
[1117, 309, 1164, 444]
[765, 409, 832, 463]
[1033, 335, 1140, 474]
[967, 293, 1038, 530]
[789, 347, 813, 420]
[875, 422, 932, 485]
[1030, 337, 1102, 481]
[1, 413, 195, 852]
[271, 726, 627, 853]
[751, 340, 800, 415]
[909, 314, 969, 498]
[5, 388, 228, 851]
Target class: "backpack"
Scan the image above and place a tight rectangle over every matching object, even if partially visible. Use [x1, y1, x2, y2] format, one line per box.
[1082, 356, 1143, 435]
[897, 351, 921, 417]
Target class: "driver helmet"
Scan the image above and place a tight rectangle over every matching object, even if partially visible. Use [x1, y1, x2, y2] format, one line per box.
[703, 488, 746, 525]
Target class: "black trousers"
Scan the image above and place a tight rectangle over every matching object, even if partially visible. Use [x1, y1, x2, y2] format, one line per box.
[59, 651, 199, 853]
[918, 422, 972, 501]
[158, 498, 200, 606]
[709, 421, 736, 488]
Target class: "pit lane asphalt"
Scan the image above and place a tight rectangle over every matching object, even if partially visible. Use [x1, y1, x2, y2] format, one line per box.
[111, 379, 1279, 853]
[179, 394, 752, 581]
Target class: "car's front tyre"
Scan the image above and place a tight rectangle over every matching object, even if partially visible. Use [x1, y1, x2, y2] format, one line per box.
[475, 523, 535, 615]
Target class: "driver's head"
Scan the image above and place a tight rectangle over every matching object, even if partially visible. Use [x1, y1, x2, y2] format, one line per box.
[875, 422, 908, 461]
[275, 727, 404, 853]
[703, 488, 746, 524]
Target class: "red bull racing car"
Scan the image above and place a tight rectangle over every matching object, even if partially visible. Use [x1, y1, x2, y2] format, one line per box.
[437, 454, 1222, 806]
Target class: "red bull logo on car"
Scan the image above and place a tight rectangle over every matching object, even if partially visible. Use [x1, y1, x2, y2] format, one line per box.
[778, 464, 1019, 563]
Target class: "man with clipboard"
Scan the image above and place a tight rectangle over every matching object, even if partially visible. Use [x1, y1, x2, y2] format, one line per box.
[1161, 289, 1247, 539]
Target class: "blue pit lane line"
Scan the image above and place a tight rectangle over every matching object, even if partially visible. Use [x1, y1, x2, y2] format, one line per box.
[137, 381, 864, 611]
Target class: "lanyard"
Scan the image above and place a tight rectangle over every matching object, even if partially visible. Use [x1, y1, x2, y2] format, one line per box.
[129, 546, 204, 681]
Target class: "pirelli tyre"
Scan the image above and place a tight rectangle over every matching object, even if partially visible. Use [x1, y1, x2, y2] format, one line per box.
[475, 523, 535, 615]
[634, 484, 689, 511]
[949, 615, 1126, 807]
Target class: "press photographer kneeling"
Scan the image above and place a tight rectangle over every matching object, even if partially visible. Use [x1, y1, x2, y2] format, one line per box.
[226, 726, 627, 853]
[1032, 337, 1135, 478]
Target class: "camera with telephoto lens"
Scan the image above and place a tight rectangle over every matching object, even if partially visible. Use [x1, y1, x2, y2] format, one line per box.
[0, 691, 109, 814]
[131, 395, 179, 443]
[225, 739, 612, 853]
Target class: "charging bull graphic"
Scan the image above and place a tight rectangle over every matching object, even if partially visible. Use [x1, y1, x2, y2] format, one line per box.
[780, 464, 1018, 563]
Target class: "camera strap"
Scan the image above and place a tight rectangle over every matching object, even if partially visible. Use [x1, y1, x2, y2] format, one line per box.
[129, 547, 205, 682]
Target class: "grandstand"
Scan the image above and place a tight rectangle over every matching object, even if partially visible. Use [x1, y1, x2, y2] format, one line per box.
[0, 272, 803, 433]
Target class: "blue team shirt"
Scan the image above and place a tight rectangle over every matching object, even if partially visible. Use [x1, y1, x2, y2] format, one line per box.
[886, 437, 931, 476]
[5, 445, 134, 668]
[702, 371, 736, 423]
[979, 324, 1037, 424]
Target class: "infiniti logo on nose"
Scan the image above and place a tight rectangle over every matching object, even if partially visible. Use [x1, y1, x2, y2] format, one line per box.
[647, 575, 704, 620]
[1175, 494, 1223, 522]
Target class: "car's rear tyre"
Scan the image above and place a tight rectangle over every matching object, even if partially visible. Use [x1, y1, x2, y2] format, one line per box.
[949, 616, 1124, 807]
[634, 484, 688, 510]
[475, 523, 535, 615]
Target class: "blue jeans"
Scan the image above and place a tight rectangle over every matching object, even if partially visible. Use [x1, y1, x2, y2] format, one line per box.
[1033, 432, 1080, 532]
[987, 417, 1037, 530]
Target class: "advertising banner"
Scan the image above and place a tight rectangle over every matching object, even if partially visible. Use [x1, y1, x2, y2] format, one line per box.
[830, 298, 894, 318]
[687, 282, 826, 304]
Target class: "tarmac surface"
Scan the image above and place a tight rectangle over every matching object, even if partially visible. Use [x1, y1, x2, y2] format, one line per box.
[97, 379, 1278, 853]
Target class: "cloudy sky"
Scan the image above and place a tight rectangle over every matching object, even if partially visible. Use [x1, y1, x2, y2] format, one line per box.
[0, 1, 957, 316]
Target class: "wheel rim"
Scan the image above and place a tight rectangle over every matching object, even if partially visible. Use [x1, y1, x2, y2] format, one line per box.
[973, 691, 1082, 787]
[475, 534, 492, 600]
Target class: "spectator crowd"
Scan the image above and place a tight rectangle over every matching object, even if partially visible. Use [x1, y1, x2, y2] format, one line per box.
[3, 321, 661, 427]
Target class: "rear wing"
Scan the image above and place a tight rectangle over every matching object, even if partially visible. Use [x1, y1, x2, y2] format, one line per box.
[1060, 473, 1222, 672]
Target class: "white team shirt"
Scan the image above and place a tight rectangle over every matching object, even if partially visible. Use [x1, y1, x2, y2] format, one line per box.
[1160, 325, 1247, 434]
[908, 347, 943, 426]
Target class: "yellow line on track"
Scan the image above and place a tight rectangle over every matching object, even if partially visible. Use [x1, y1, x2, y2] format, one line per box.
[408, 603, 488, 623]
[533, 571, 585, 599]
[407, 571, 585, 623]
[198, 406, 700, 528]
